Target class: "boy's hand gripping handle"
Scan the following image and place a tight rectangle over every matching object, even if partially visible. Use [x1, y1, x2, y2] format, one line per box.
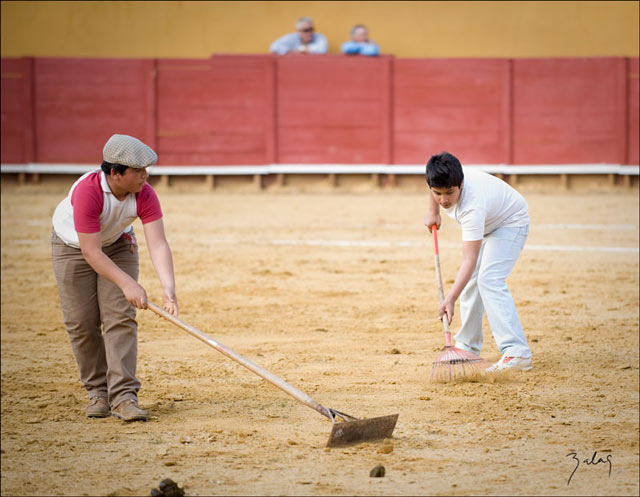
[432, 228, 453, 346]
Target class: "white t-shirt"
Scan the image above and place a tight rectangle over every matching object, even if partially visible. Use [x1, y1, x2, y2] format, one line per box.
[443, 167, 529, 241]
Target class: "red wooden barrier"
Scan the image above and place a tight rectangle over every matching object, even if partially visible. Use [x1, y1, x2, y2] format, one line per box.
[627, 58, 639, 165]
[156, 55, 275, 165]
[512, 57, 627, 165]
[33, 58, 155, 164]
[393, 58, 511, 165]
[1, 55, 638, 167]
[1, 57, 34, 163]
[275, 55, 392, 164]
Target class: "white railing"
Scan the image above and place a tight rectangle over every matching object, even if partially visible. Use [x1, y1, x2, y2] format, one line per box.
[2, 163, 638, 176]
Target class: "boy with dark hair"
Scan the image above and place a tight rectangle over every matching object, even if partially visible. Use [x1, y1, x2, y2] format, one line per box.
[424, 151, 533, 372]
[341, 24, 380, 56]
[52, 134, 179, 421]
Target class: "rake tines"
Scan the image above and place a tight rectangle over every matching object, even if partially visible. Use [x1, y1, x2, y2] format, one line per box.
[430, 345, 487, 382]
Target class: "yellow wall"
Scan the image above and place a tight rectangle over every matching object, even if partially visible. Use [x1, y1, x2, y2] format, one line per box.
[1, 1, 638, 58]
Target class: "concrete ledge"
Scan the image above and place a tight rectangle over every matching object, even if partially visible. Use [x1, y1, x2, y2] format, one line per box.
[2, 163, 639, 176]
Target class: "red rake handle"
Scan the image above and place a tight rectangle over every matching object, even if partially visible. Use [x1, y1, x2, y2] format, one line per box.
[431, 228, 453, 346]
[432, 226, 439, 256]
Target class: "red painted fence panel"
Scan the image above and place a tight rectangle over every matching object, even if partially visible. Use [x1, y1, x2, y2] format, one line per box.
[512, 58, 627, 165]
[33, 58, 156, 164]
[393, 58, 511, 165]
[156, 55, 275, 165]
[1, 55, 637, 168]
[627, 58, 639, 165]
[276, 55, 392, 164]
[1, 57, 34, 163]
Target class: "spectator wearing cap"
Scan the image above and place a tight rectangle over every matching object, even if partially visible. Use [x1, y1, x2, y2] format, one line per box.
[52, 134, 178, 422]
[270, 16, 328, 55]
[341, 24, 380, 56]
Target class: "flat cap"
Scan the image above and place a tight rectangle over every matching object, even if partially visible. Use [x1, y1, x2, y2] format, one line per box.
[103, 134, 158, 169]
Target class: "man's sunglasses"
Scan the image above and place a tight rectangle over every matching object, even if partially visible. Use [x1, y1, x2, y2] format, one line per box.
[298, 27, 314, 33]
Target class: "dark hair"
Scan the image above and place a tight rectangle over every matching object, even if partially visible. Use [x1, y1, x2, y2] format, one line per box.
[101, 160, 128, 175]
[425, 151, 464, 188]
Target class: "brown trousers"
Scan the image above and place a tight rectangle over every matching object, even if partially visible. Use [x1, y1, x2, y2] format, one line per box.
[52, 230, 140, 408]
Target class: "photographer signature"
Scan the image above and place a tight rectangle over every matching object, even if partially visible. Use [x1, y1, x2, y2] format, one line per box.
[566, 450, 612, 486]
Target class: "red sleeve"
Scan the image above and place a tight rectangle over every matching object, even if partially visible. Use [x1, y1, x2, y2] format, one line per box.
[71, 172, 104, 233]
[136, 182, 163, 224]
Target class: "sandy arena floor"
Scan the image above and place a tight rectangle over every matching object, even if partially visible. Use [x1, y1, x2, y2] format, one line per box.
[1, 180, 638, 496]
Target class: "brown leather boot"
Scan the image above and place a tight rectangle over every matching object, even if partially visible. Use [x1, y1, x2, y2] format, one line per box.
[111, 399, 147, 421]
[86, 397, 110, 418]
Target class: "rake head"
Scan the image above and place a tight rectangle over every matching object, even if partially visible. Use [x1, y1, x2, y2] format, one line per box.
[430, 345, 488, 382]
[326, 410, 399, 447]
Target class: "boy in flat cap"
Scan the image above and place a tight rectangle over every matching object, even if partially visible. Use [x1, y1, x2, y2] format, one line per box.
[52, 134, 178, 421]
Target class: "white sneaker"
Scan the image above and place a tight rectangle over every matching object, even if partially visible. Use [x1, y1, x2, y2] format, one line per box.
[486, 355, 533, 373]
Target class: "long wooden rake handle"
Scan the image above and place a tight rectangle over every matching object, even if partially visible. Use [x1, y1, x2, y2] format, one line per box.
[146, 302, 333, 421]
[432, 228, 453, 346]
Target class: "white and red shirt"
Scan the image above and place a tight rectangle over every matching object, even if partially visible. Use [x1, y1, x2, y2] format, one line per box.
[52, 169, 162, 248]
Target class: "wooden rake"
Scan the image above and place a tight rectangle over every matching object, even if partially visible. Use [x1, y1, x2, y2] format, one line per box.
[147, 302, 398, 447]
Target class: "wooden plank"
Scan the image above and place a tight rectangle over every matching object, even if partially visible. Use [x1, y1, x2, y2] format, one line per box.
[34, 57, 155, 163]
[1, 57, 34, 164]
[156, 55, 275, 165]
[392, 58, 511, 165]
[276, 55, 392, 164]
[512, 57, 627, 165]
[627, 57, 639, 165]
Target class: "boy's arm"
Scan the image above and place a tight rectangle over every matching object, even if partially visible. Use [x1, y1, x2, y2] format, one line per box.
[78, 232, 148, 308]
[424, 190, 441, 232]
[341, 40, 361, 54]
[142, 218, 179, 316]
[439, 239, 482, 324]
[360, 42, 379, 56]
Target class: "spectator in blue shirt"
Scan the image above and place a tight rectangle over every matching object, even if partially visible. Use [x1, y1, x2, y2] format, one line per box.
[270, 17, 329, 55]
[341, 24, 380, 56]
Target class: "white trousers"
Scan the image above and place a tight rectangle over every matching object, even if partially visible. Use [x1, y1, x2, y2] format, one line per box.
[454, 225, 531, 359]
